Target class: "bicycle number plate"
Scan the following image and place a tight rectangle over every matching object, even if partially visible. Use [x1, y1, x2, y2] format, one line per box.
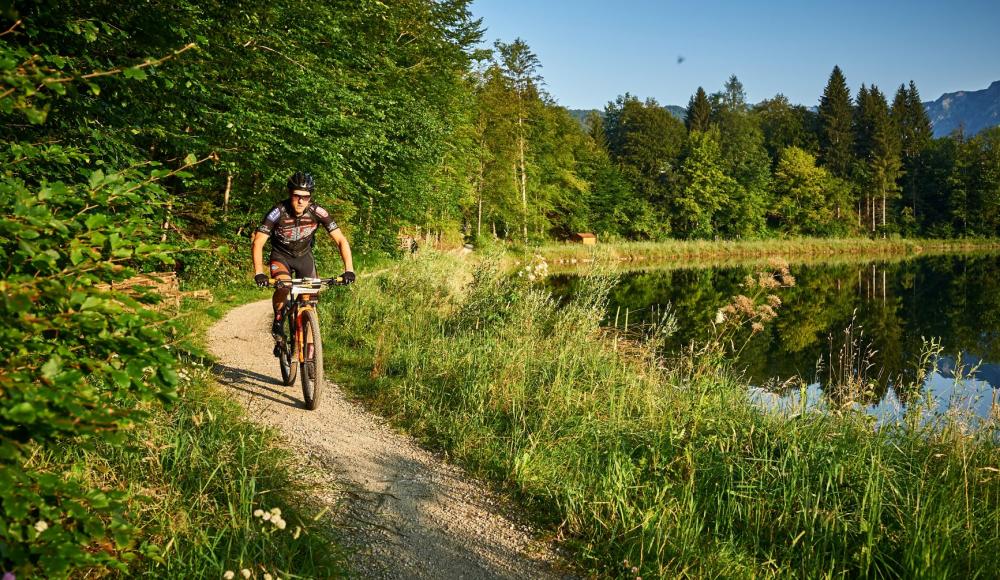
[291, 280, 323, 300]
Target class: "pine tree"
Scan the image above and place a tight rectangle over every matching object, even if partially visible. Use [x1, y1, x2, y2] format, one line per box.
[855, 84, 902, 233]
[495, 38, 542, 243]
[891, 81, 933, 228]
[721, 74, 748, 113]
[818, 66, 855, 179]
[685, 87, 711, 133]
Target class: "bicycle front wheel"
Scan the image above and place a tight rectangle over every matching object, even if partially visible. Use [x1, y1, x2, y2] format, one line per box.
[279, 309, 298, 386]
[300, 308, 323, 410]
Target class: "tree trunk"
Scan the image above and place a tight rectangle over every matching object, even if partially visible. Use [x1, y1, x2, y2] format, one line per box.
[223, 171, 232, 215]
[161, 201, 172, 242]
[881, 180, 886, 231]
[518, 131, 527, 244]
[476, 159, 484, 239]
[516, 89, 528, 245]
[870, 195, 876, 233]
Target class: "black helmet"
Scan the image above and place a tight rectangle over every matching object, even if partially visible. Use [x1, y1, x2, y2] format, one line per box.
[287, 171, 315, 192]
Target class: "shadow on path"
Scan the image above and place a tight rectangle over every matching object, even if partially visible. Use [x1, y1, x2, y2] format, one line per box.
[212, 362, 303, 409]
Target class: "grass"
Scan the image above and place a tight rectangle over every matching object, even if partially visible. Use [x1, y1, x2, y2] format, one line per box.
[322, 250, 1000, 578]
[38, 286, 348, 578]
[530, 237, 1000, 270]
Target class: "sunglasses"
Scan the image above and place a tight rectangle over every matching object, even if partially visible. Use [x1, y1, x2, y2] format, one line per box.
[291, 194, 312, 202]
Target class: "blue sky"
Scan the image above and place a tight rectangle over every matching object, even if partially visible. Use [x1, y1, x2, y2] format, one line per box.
[469, 0, 1000, 110]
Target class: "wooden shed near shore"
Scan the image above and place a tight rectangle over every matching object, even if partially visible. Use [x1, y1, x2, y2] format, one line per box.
[572, 232, 597, 245]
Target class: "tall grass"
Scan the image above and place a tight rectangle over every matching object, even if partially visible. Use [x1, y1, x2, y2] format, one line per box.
[324, 251, 1000, 578]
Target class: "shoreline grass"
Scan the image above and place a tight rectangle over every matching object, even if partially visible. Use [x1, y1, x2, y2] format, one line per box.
[530, 237, 1000, 269]
[324, 250, 1000, 578]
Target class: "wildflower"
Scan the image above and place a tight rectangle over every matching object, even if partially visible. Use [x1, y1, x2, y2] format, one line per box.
[751, 322, 764, 334]
[757, 273, 780, 289]
[714, 309, 726, 324]
[262, 512, 272, 521]
[274, 517, 287, 530]
[253, 509, 264, 518]
[223, 572, 235, 580]
[527, 273, 536, 282]
[733, 295, 755, 316]
[3, 572, 15, 580]
[758, 304, 777, 322]
[767, 294, 781, 308]
[34, 521, 48, 533]
[269, 507, 281, 517]
[241, 570, 251, 579]
[264, 574, 273, 580]
[293, 526, 302, 540]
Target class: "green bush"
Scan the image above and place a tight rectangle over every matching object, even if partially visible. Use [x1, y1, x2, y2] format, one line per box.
[0, 26, 208, 576]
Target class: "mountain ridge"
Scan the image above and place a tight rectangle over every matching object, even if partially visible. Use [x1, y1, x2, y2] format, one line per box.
[923, 80, 1000, 137]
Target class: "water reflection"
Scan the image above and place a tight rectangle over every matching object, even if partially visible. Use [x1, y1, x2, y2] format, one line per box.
[548, 254, 1000, 421]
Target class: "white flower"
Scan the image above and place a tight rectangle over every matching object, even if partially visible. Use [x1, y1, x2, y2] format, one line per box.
[34, 520, 49, 533]
[223, 571, 235, 580]
[263, 574, 273, 580]
[253, 509, 264, 518]
[274, 517, 287, 530]
[714, 309, 726, 324]
[269, 507, 281, 517]
[262, 512, 271, 521]
[241, 570, 252, 579]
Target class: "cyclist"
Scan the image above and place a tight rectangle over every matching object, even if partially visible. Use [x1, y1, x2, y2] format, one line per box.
[252, 171, 354, 354]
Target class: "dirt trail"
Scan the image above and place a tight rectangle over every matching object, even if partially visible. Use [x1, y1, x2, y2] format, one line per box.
[207, 299, 573, 579]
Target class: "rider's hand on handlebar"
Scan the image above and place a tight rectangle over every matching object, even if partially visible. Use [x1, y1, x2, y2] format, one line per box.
[255, 273, 269, 288]
[340, 271, 356, 285]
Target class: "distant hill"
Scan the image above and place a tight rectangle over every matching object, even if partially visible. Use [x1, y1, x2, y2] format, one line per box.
[567, 105, 686, 128]
[924, 80, 1000, 137]
[567, 109, 598, 127]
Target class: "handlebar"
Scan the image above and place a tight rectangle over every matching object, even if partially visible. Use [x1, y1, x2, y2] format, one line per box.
[267, 277, 349, 289]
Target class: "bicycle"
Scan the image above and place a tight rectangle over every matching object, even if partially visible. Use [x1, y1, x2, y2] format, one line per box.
[266, 276, 347, 410]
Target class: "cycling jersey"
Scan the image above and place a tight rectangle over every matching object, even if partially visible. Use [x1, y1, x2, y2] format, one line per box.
[256, 201, 339, 258]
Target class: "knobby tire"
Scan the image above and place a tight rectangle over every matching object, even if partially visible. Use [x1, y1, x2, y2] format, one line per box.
[279, 308, 298, 386]
[300, 309, 323, 410]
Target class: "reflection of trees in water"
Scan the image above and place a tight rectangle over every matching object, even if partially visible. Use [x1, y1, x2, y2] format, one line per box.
[548, 254, 1000, 409]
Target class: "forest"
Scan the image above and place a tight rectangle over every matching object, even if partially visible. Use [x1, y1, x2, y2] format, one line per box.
[3, 1, 999, 258]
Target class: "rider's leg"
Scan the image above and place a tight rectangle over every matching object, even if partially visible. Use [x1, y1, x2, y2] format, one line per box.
[268, 260, 292, 352]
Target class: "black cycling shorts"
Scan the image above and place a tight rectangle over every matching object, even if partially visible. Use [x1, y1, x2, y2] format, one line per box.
[269, 251, 317, 279]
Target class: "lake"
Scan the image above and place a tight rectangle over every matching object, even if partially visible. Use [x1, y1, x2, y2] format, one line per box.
[548, 253, 1000, 424]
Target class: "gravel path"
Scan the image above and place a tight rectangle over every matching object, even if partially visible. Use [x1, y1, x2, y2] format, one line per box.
[207, 299, 574, 579]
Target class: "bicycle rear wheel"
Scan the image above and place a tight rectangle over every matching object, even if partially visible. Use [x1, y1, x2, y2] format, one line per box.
[279, 309, 298, 386]
[300, 308, 323, 410]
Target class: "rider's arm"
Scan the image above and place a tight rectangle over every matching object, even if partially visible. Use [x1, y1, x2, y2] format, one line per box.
[252, 231, 269, 276]
[329, 228, 354, 273]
